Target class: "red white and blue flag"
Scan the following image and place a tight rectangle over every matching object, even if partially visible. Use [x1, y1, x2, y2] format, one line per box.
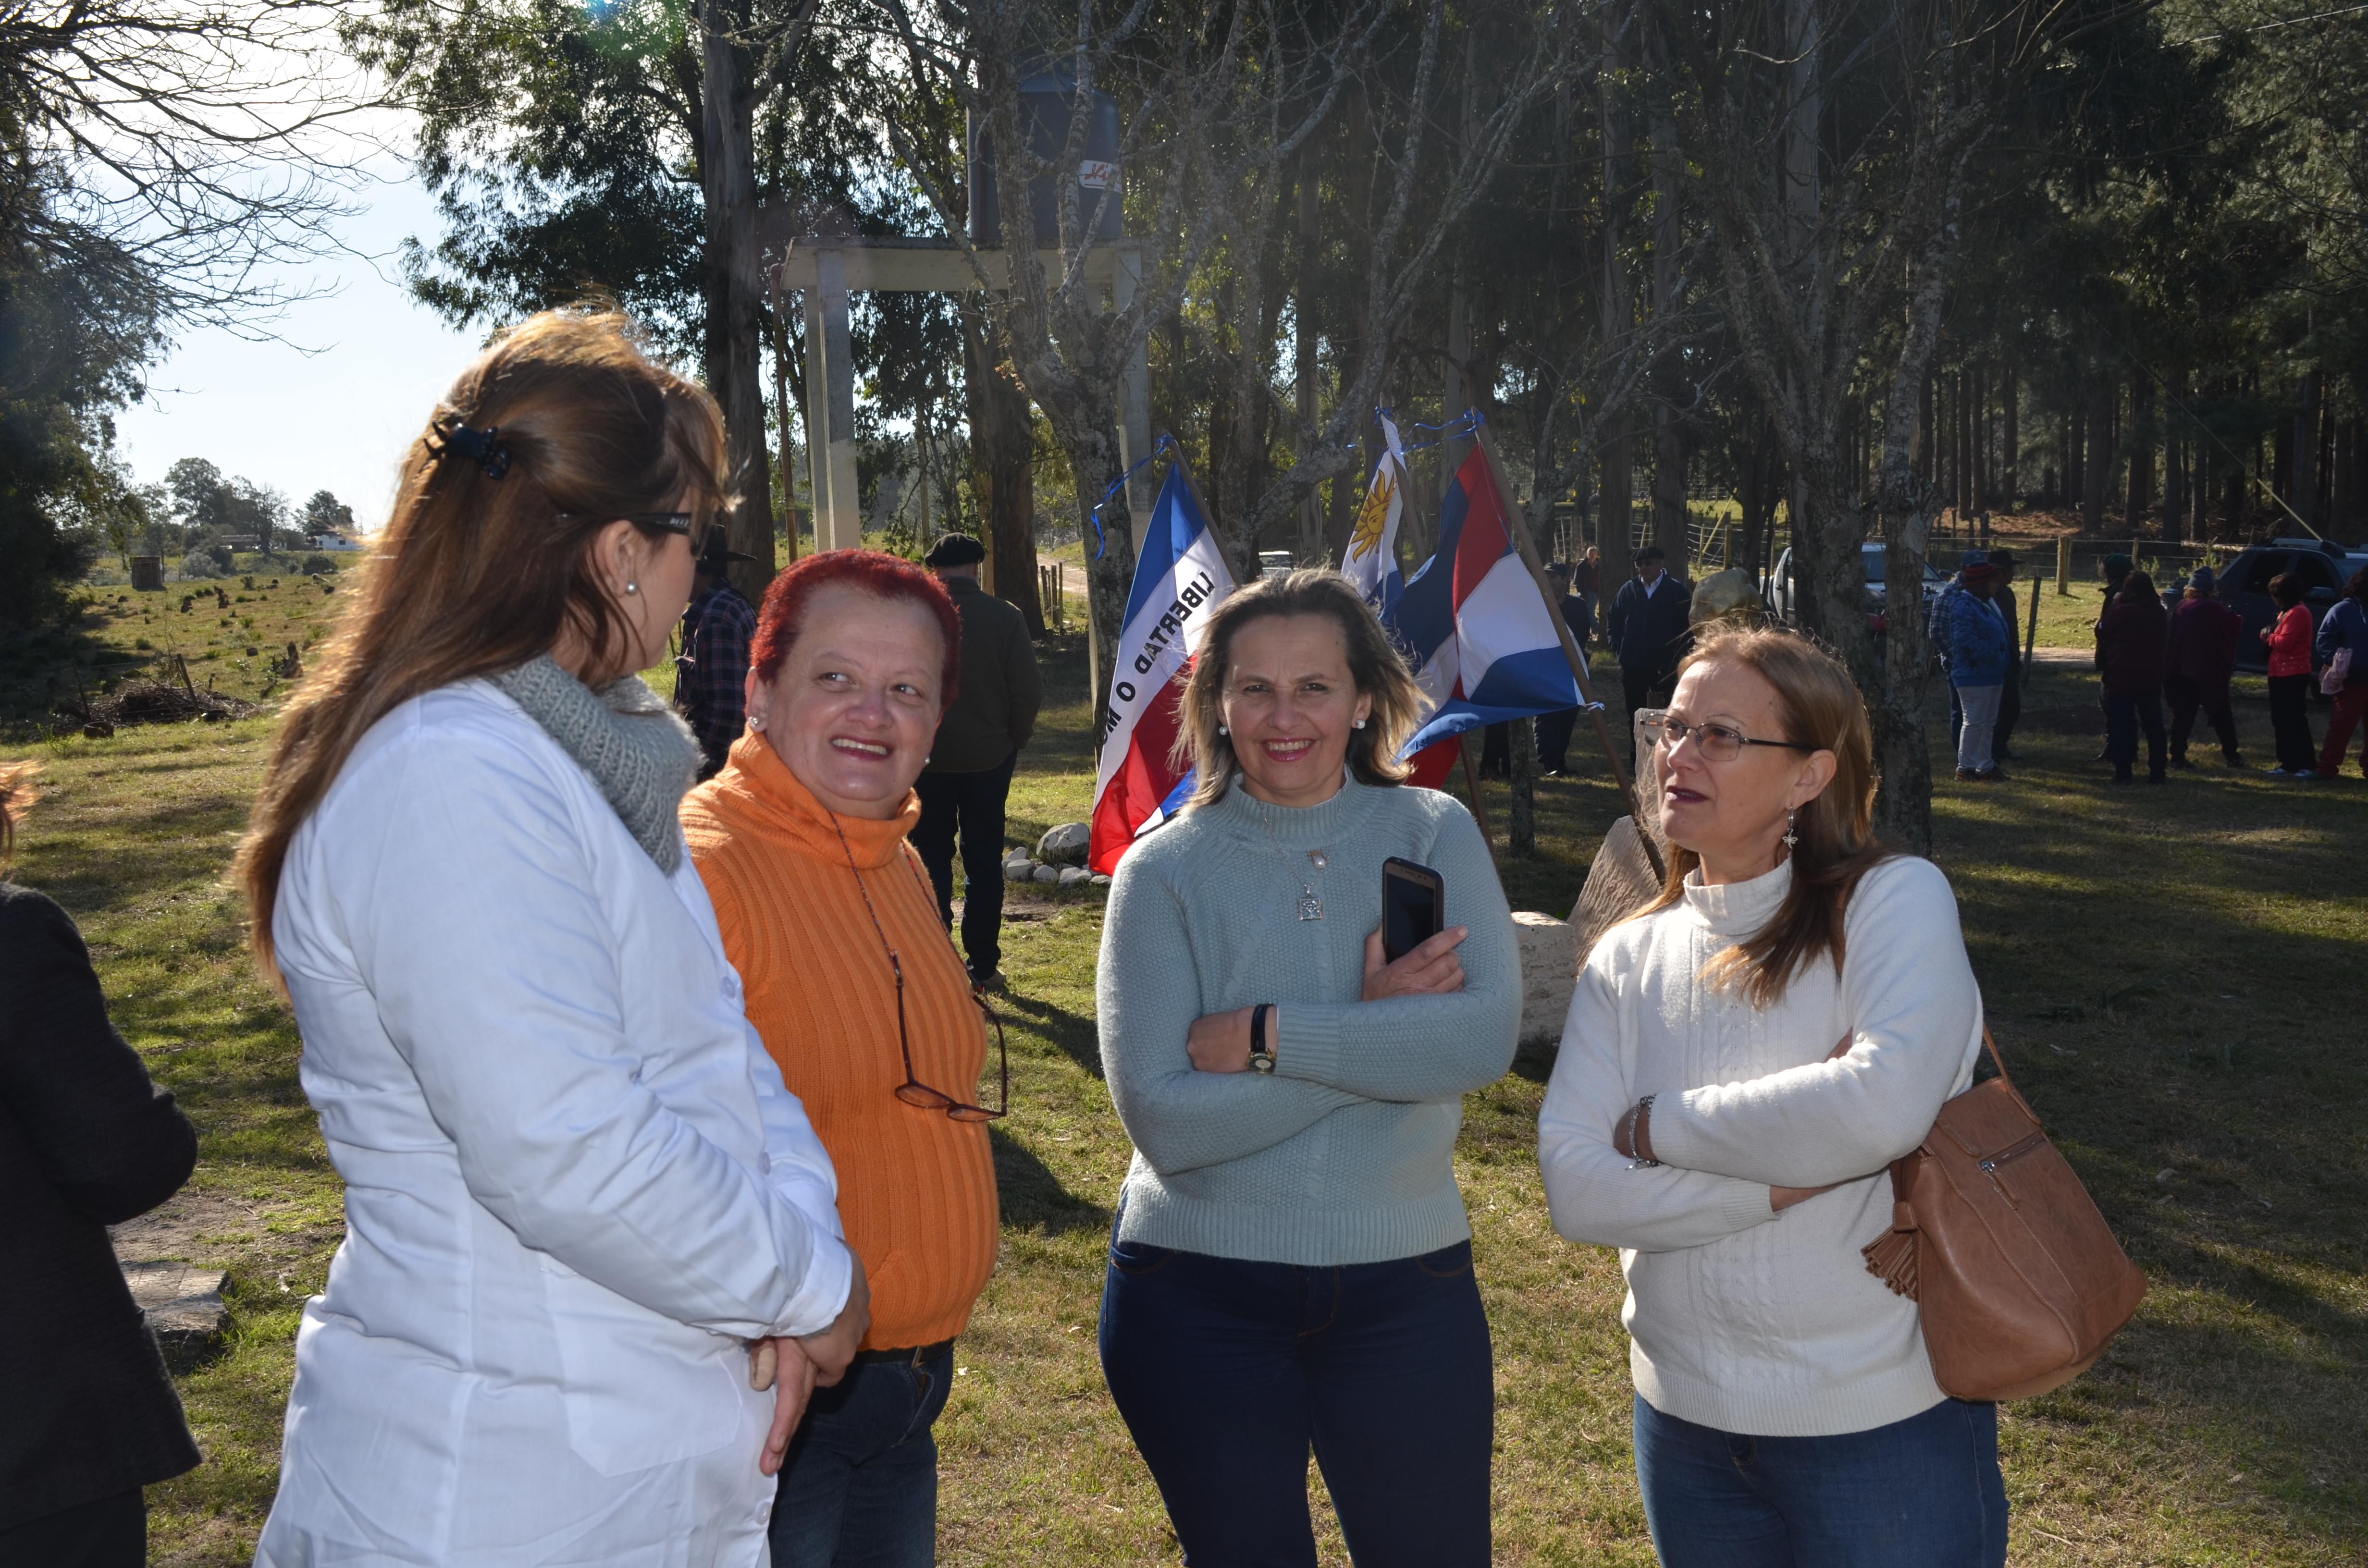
[1384, 444, 1580, 763]
[1088, 465, 1237, 876]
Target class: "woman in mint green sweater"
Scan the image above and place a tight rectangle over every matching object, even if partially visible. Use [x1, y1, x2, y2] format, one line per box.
[1095, 570, 1519, 1568]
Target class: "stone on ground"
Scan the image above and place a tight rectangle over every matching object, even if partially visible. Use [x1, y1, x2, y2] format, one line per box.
[1511, 912, 1581, 1047]
[1036, 821, 1092, 866]
[1030, 863, 1062, 884]
[1570, 816, 1662, 964]
[1003, 858, 1039, 883]
[1056, 866, 1091, 887]
[122, 1260, 228, 1371]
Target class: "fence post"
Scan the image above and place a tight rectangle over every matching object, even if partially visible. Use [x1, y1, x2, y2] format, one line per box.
[2055, 534, 2072, 596]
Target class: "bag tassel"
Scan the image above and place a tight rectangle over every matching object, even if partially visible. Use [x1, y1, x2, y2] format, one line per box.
[1861, 1205, 1921, 1300]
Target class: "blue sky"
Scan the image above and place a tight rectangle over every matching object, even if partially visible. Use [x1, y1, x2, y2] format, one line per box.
[110, 160, 483, 534]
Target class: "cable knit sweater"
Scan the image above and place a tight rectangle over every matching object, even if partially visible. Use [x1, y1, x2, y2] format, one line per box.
[1538, 855, 1984, 1437]
[1098, 775, 1519, 1266]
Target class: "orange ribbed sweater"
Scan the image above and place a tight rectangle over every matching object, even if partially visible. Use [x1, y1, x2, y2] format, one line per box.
[682, 732, 998, 1351]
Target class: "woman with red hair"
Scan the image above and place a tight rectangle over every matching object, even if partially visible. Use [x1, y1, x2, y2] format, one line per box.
[681, 549, 1000, 1568]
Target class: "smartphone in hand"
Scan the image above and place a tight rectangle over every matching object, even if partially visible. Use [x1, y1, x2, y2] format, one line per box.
[1381, 857, 1445, 963]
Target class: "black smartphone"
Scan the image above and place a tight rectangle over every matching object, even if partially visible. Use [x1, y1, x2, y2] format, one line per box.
[1381, 857, 1446, 964]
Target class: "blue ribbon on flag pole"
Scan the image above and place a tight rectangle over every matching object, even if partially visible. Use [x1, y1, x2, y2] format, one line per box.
[1375, 404, 1483, 456]
[1088, 434, 1177, 559]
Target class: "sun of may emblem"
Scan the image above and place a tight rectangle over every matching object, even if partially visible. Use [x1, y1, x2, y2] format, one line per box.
[1348, 467, 1394, 561]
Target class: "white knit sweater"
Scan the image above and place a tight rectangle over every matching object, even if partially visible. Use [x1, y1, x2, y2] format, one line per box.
[1538, 855, 1983, 1437]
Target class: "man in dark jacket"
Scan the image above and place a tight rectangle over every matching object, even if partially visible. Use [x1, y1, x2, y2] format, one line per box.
[1607, 545, 1692, 751]
[914, 535, 1042, 991]
[0, 767, 201, 1566]
[2166, 566, 2244, 768]
[2095, 569, 2170, 783]
[675, 534, 760, 780]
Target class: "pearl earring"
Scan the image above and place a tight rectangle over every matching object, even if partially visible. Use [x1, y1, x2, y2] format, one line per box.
[1783, 808, 1799, 849]
[624, 580, 638, 596]
[1353, 718, 1366, 730]
[1218, 723, 1228, 736]
[747, 715, 765, 732]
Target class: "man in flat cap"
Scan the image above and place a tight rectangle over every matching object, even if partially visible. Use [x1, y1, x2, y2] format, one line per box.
[1607, 543, 1692, 754]
[915, 534, 1042, 992]
[675, 533, 759, 779]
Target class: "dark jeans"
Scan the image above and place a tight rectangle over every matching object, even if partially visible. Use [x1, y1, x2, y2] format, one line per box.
[0, 1489, 144, 1568]
[913, 751, 1017, 980]
[1633, 1395, 2008, 1568]
[2165, 675, 2239, 761]
[1536, 706, 1579, 771]
[2105, 690, 2167, 779]
[1622, 664, 1678, 759]
[768, 1346, 954, 1568]
[2269, 674, 2317, 773]
[1098, 1235, 1494, 1568]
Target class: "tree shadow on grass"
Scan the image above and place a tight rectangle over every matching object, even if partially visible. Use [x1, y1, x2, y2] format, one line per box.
[997, 989, 1105, 1079]
[993, 1124, 1111, 1237]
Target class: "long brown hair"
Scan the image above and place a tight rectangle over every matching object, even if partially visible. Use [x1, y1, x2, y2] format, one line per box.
[1174, 569, 1423, 808]
[1634, 624, 1893, 1007]
[234, 309, 727, 981]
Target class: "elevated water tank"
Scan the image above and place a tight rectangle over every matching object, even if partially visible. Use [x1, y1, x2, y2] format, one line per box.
[968, 70, 1123, 246]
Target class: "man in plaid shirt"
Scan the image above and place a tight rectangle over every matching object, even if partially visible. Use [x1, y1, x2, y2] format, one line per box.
[676, 535, 760, 779]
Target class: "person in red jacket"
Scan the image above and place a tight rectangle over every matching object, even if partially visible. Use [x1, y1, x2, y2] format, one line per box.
[2164, 566, 2244, 769]
[2095, 570, 2170, 783]
[2261, 573, 2318, 777]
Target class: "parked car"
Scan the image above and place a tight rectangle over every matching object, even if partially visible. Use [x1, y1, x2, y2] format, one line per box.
[2218, 538, 2368, 673]
[1762, 542, 1948, 642]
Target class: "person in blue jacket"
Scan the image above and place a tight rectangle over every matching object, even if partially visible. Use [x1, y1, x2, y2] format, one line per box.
[2314, 565, 2368, 780]
[1945, 560, 2012, 782]
[1608, 545, 1693, 752]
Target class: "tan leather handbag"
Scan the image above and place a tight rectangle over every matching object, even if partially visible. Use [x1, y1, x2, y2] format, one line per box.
[1861, 1030, 2147, 1402]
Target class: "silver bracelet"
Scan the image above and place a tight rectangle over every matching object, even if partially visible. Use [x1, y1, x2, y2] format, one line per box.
[1627, 1093, 1662, 1170]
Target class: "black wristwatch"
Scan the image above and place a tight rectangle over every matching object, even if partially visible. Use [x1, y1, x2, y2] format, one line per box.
[1248, 1004, 1276, 1074]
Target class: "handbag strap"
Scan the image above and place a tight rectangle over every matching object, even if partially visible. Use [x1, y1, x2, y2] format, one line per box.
[1980, 1027, 2014, 1091]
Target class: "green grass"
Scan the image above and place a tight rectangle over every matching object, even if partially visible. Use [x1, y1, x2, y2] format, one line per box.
[3, 585, 2363, 1565]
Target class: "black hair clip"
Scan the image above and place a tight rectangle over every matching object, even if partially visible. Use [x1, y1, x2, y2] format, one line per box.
[427, 416, 512, 480]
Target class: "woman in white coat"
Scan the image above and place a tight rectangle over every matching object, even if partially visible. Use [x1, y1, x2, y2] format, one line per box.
[235, 310, 868, 1567]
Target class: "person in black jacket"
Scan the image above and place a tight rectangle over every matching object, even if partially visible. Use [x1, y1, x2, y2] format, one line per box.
[0, 762, 201, 1568]
[914, 534, 1043, 991]
[1607, 545, 1693, 753]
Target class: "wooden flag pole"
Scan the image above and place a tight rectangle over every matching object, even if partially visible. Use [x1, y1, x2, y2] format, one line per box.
[1456, 732, 1500, 865]
[1464, 411, 1663, 879]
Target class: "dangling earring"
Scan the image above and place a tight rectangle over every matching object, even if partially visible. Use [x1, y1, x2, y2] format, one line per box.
[1782, 808, 1799, 849]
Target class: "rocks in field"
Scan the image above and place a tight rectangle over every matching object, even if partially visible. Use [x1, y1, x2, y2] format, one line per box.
[1088, 873, 1111, 887]
[1030, 863, 1062, 884]
[1056, 866, 1091, 887]
[122, 1260, 228, 1370]
[1036, 821, 1092, 866]
[1002, 857, 1039, 883]
[1511, 912, 1581, 1047]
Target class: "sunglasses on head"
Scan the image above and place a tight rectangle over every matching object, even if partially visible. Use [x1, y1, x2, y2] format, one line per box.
[558, 512, 723, 557]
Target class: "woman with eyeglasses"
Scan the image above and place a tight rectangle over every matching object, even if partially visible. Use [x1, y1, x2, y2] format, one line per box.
[241, 311, 866, 1568]
[681, 549, 1001, 1568]
[1538, 625, 2003, 1568]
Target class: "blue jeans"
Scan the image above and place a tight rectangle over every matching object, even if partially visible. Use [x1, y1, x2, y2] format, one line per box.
[767, 1346, 952, 1568]
[1633, 1394, 2008, 1568]
[1098, 1236, 1493, 1568]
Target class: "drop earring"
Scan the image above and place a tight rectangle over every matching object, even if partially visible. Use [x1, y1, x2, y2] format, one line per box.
[1783, 808, 1799, 849]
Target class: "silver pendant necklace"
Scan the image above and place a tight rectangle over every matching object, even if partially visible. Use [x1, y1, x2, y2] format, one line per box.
[1297, 850, 1327, 921]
